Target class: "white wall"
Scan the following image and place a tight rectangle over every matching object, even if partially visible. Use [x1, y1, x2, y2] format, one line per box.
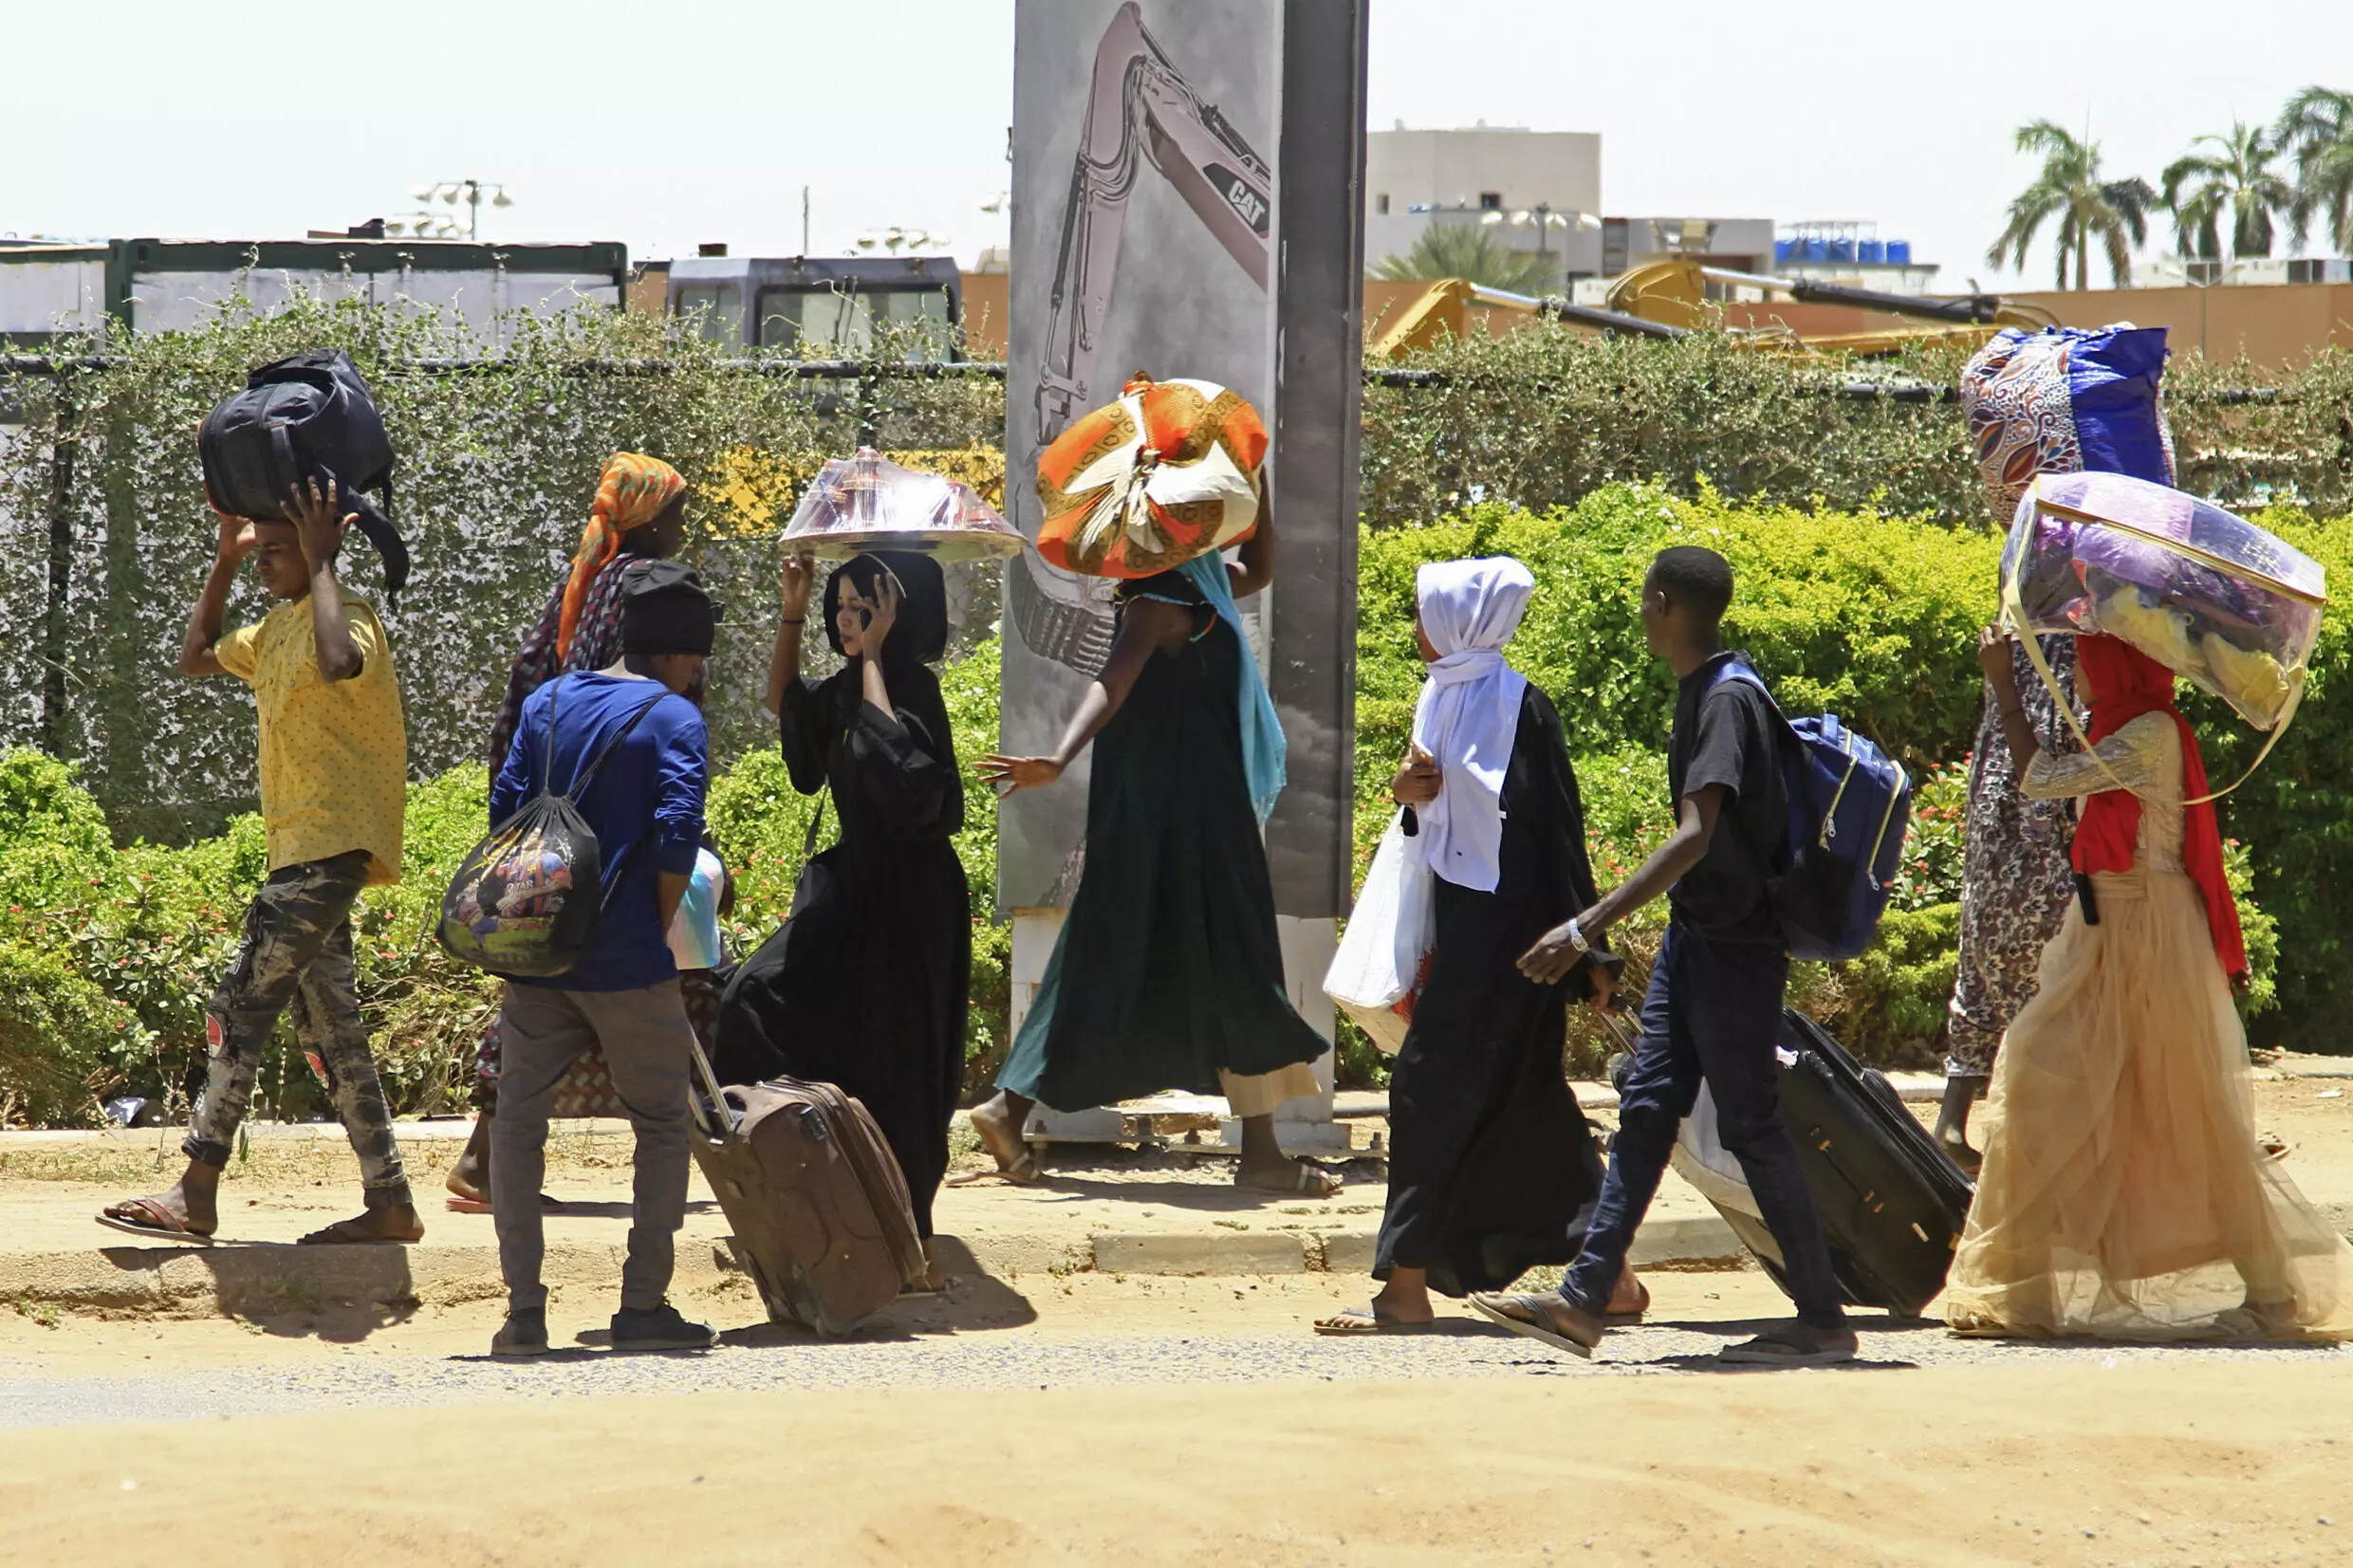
[0, 259, 106, 335]
[128, 269, 621, 340]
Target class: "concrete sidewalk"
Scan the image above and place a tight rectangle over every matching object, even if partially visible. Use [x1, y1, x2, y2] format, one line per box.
[0, 1112, 1747, 1322]
[9, 1057, 2346, 1323]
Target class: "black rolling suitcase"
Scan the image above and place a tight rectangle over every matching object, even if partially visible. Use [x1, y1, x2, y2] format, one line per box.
[1609, 1004, 1974, 1318]
[1734, 1010, 1974, 1317]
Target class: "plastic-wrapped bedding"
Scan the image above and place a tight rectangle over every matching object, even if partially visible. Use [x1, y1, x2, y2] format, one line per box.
[2002, 471, 2326, 732]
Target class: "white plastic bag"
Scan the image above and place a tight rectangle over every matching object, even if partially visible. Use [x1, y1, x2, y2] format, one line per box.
[1668, 1081, 1765, 1222]
[1323, 813, 1436, 1055]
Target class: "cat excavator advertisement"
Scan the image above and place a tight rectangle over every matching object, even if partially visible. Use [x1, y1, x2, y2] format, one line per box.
[1003, 0, 1363, 923]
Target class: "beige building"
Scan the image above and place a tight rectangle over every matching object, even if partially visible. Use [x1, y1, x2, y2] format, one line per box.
[1364, 123, 1605, 283]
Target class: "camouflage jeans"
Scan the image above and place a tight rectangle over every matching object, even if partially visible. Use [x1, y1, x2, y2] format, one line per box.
[184, 850, 414, 1210]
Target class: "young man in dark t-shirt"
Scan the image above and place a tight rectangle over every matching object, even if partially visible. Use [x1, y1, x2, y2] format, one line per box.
[1469, 545, 1856, 1367]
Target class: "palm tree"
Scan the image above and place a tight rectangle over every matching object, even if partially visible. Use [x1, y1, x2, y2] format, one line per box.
[2275, 85, 2353, 256]
[1370, 220, 1560, 294]
[1987, 120, 2158, 289]
[2162, 121, 2295, 260]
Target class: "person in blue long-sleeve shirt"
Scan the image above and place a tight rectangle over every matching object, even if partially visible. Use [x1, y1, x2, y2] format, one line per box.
[486, 561, 720, 1358]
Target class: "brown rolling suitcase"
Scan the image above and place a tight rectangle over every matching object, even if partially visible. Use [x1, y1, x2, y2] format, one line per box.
[686, 1038, 926, 1335]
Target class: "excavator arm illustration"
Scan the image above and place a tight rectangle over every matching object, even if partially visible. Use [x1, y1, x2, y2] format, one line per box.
[1014, 0, 1274, 677]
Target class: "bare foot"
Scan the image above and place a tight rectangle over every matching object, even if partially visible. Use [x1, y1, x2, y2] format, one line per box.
[1937, 1128, 1983, 1178]
[1605, 1265, 1650, 1321]
[446, 1116, 491, 1204]
[911, 1240, 949, 1294]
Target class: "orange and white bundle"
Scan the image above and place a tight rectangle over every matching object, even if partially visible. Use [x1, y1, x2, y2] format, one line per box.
[1033, 373, 1268, 579]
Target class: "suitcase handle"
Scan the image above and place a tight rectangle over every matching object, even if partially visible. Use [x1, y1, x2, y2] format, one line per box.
[683, 1027, 734, 1138]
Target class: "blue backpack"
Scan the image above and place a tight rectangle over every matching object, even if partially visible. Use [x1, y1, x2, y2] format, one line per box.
[1711, 662, 1912, 963]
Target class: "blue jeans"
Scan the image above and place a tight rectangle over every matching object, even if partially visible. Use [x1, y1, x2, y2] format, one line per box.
[1560, 922, 1846, 1328]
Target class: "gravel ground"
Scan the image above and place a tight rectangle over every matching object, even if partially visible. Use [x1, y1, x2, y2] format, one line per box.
[8, 1307, 2345, 1431]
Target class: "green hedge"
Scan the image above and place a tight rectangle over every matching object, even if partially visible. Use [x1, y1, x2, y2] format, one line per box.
[1343, 485, 2297, 1081]
[2194, 511, 2351, 1047]
[0, 481, 2326, 1123]
[1344, 489, 2003, 1081]
[1358, 326, 2353, 532]
[0, 636, 1019, 1125]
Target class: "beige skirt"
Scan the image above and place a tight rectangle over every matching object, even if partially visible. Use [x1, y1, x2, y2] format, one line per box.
[1946, 865, 2353, 1340]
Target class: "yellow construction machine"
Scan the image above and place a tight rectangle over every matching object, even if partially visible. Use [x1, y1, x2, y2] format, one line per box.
[1604, 257, 2059, 356]
[1366, 260, 2060, 360]
[1365, 275, 1682, 359]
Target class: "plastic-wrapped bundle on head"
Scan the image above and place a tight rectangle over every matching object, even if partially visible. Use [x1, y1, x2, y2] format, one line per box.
[2001, 471, 2325, 731]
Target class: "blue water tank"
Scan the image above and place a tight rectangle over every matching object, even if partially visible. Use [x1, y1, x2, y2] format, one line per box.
[1828, 237, 1857, 263]
[1887, 240, 1912, 265]
[1803, 237, 1829, 262]
[1774, 238, 1796, 265]
[1859, 238, 1886, 265]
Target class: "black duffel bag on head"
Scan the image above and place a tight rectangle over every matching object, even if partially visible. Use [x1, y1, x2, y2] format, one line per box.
[198, 349, 410, 600]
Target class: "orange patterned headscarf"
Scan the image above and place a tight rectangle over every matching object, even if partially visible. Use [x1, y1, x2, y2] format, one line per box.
[557, 453, 688, 660]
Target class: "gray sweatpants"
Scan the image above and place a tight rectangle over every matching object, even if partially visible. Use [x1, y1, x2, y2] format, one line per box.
[491, 979, 695, 1314]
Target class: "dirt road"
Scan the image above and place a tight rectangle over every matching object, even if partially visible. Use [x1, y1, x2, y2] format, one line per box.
[7, 1075, 2353, 1562]
[5, 1269, 2350, 1566]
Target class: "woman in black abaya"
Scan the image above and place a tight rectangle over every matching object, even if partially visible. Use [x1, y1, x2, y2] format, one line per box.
[1317, 558, 1643, 1333]
[718, 550, 971, 1289]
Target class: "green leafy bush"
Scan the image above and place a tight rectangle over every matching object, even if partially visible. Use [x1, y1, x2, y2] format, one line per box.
[1353, 486, 2286, 1074]
[1353, 484, 2003, 800]
[0, 473, 2327, 1122]
[2190, 508, 2352, 1048]
[1358, 328, 2353, 535]
[0, 943, 148, 1125]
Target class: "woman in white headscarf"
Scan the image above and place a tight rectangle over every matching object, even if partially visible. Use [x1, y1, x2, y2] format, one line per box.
[1318, 558, 1641, 1334]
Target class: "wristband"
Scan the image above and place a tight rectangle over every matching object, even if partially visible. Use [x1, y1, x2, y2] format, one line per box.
[780, 618, 805, 626]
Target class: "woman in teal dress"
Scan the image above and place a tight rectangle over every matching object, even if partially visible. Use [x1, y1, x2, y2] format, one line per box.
[976, 501, 1338, 1197]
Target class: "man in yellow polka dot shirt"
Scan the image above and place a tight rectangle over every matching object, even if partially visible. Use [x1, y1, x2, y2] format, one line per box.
[99, 477, 422, 1247]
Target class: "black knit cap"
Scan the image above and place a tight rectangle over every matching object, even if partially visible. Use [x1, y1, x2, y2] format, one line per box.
[621, 560, 722, 655]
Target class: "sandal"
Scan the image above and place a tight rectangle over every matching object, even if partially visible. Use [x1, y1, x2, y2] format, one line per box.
[297, 1218, 421, 1245]
[948, 1147, 1045, 1188]
[1467, 1289, 1602, 1359]
[95, 1196, 214, 1245]
[443, 1192, 561, 1214]
[1236, 1160, 1342, 1198]
[1946, 1311, 2034, 1339]
[1718, 1323, 1860, 1368]
[1313, 1304, 1434, 1337]
[962, 1104, 1046, 1187]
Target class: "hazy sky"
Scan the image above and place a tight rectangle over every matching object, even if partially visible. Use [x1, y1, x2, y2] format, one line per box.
[8, 1, 2347, 291]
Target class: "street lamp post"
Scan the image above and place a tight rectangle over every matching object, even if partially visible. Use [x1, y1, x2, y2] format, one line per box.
[1480, 202, 1600, 283]
[393, 181, 513, 241]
